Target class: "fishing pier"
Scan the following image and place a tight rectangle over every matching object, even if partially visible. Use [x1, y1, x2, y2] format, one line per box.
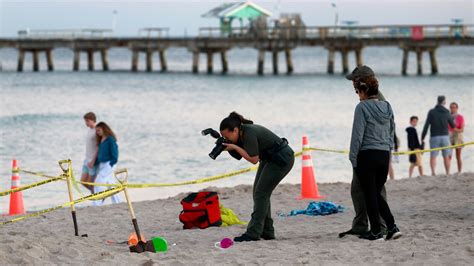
[0, 24, 473, 75]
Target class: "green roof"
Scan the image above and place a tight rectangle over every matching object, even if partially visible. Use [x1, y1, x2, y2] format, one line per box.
[202, 2, 272, 20]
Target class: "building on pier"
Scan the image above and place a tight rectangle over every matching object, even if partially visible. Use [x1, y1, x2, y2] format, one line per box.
[202, 1, 272, 36]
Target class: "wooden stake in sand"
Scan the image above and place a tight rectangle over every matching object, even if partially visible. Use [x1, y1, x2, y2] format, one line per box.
[59, 160, 87, 237]
[114, 169, 147, 253]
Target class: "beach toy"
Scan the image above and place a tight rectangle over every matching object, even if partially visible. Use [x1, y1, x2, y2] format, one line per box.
[299, 136, 325, 200]
[128, 233, 146, 246]
[145, 237, 168, 253]
[9, 159, 25, 216]
[214, 238, 233, 250]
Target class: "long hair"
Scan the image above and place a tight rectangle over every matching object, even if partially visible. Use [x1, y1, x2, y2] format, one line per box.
[96, 122, 117, 144]
[219, 112, 253, 131]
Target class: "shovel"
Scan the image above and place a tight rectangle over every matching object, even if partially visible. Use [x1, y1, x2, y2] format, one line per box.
[59, 159, 87, 237]
[114, 169, 168, 253]
[114, 169, 148, 253]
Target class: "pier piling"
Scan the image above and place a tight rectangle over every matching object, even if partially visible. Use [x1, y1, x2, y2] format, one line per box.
[429, 49, 438, 75]
[159, 50, 167, 72]
[355, 49, 363, 67]
[46, 50, 54, 71]
[87, 50, 94, 71]
[285, 49, 294, 74]
[17, 50, 25, 72]
[192, 52, 199, 73]
[327, 49, 335, 74]
[101, 49, 109, 71]
[416, 50, 423, 75]
[73, 50, 80, 71]
[207, 51, 213, 74]
[341, 50, 349, 74]
[32, 50, 40, 72]
[146, 50, 153, 72]
[131, 50, 139, 72]
[257, 50, 265, 75]
[272, 51, 279, 75]
[402, 49, 409, 76]
[220, 51, 228, 74]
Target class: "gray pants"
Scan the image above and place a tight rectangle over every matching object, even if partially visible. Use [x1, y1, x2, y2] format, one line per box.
[351, 169, 387, 234]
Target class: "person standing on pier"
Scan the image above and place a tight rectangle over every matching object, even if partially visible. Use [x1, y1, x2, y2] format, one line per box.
[81, 112, 98, 193]
[448, 102, 465, 173]
[93, 122, 121, 206]
[421, 96, 455, 176]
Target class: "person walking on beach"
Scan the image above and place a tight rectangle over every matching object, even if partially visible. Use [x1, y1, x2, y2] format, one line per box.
[93, 122, 121, 206]
[219, 112, 294, 242]
[406, 116, 424, 178]
[448, 102, 465, 173]
[421, 96, 455, 176]
[81, 112, 98, 193]
[339, 65, 388, 238]
[348, 68, 402, 241]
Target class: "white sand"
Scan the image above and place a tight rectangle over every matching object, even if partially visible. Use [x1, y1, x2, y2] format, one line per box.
[1, 173, 473, 265]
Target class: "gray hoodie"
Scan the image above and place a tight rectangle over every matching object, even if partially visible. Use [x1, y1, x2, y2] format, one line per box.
[349, 99, 395, 168]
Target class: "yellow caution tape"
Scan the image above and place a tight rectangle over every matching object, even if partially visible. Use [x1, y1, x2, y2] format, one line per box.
[303, 141, 473, 156]
[72, 141, 473, 188]
[0, 186, 125, 225]
[392, 141, 473, 155]
[19, 168, 66, 180]
[77, 165, 260, 188]
[0, 176, 65, 197]
[11, 141, 472, 192]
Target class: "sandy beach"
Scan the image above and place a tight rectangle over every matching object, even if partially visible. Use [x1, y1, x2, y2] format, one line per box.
[1, 172, 473, 265]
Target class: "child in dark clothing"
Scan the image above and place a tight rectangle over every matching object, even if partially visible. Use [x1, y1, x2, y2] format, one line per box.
[406, 116, 424, 177]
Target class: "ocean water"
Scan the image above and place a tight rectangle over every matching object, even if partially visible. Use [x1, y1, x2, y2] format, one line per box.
[0, 46, 473, 212]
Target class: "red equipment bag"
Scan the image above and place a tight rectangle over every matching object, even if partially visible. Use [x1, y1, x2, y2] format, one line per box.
[179, 191, 222, 229]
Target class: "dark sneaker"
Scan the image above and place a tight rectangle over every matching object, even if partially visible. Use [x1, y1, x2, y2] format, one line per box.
[359, 231, 384, 241]
[339, 229, 367, 238]
[386, 225, 402, 240]
[234, 234, 260, 242]
[260, 233, 276, 240]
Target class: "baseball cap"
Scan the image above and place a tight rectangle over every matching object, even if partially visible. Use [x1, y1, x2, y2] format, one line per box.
[345, 65, 375, 80]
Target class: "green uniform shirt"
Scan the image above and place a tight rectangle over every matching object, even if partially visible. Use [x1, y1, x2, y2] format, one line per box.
[241, 124, 281, 157]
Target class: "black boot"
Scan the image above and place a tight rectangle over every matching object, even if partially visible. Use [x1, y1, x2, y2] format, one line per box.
[359, 231, 384, 241]
[234, 233, 260, 242]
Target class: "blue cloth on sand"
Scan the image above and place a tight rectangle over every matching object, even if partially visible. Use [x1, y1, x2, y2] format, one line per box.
[278, 201, 344, 217]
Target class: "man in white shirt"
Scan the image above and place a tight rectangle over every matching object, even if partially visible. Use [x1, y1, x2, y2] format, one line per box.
[82, 112, 98, 193]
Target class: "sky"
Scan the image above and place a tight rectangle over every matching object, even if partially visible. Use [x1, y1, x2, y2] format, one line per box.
[0, 0, 472, 37]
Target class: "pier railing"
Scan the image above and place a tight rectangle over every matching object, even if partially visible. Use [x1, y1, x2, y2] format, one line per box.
[198, 24, 474, 39]
[17, 29, 114, 39]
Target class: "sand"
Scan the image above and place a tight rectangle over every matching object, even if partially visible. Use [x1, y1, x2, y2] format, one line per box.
[1, 173, 473, 265]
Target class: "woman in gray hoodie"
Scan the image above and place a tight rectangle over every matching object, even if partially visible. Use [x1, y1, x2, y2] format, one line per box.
[349, 75, 402, 241]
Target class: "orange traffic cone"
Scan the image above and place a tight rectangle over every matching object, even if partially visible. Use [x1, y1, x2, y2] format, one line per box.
[299, 136, 325, 200]
[9, 159, 25, 215]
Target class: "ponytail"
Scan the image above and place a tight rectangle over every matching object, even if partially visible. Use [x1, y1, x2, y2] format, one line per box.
[219, 111, 253, 131]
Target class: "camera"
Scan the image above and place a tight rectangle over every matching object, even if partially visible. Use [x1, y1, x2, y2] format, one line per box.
[201, 128, 230, 160]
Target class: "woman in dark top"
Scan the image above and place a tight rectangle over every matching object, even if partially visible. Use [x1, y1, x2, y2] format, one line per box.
[93, 122, 120, 206]
[220, 112, 295, 242]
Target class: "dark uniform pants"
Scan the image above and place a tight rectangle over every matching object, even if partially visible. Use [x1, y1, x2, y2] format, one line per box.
[246, 148, 295, 239]
[351, 169, 387, 233]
